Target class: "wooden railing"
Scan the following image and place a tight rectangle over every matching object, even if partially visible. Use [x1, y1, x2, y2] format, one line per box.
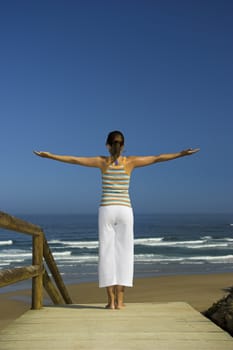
[0, 211, 73, 309]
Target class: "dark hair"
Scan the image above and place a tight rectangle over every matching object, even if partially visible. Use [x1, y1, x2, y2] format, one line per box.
[106, 130, 124, 162]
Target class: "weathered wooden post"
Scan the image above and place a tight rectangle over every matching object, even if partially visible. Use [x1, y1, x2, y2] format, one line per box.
[43, 269, 64, 304]
[31, 233, 44, 309]
[43, 239, 73, 304]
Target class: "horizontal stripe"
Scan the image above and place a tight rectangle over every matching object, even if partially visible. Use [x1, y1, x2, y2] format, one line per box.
[103, 185, 129, 191]
[103, 192, 128, 196]
[101, 198, 131, 203]
[103, 178, 129, 185]
[104, 167, 128, 171]
[102, 192, 129, 197]
[104, 174, 128, 178]
[103, 174, 129, 178]
[103, 175, 130, 180]
[100, 203, 131, 207]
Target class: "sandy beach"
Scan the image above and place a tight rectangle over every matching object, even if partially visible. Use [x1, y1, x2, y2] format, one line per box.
[1, 272, 233, 331]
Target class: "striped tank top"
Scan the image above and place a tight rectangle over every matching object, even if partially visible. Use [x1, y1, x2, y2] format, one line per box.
[100, 158, 131, 207]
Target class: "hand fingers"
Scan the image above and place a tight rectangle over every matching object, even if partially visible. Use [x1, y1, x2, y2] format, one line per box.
[183, 148, 200, 155]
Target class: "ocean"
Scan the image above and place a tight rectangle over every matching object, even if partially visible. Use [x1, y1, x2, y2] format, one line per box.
[0, 213, 233, 291]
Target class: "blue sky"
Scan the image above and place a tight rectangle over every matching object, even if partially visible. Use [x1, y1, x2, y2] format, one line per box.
[1, 0, 233, 215]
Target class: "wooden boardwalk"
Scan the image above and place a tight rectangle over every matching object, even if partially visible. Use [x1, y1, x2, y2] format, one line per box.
[0, 302, 233, 350]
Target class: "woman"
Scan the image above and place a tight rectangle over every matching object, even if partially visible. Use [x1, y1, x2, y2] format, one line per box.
[34, 130, 199, 309]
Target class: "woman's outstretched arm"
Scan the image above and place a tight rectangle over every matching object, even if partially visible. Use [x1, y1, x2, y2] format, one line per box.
[127, 148, 200, 170]
[33, 151, 105, 168]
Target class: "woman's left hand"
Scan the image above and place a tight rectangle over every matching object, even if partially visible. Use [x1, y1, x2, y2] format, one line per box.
[181, 148, 200, 156]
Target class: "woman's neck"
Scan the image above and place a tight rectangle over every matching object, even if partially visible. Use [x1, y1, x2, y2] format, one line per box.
[108, 155, 122, 165]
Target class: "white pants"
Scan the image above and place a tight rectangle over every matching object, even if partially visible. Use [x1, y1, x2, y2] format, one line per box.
[98, 206, 134, 288]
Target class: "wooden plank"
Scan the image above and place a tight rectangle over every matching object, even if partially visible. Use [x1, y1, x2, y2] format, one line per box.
[0, 303, 233, 350]
[0, 211, 43, 236]
[0, 266, 41, 287]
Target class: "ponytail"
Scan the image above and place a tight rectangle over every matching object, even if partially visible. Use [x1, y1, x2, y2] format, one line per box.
[110, 141, 122, 162]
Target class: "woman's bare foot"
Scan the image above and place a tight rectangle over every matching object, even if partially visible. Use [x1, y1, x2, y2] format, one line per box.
[105, 303, 115, 310]
[115, 303, 126, 310]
